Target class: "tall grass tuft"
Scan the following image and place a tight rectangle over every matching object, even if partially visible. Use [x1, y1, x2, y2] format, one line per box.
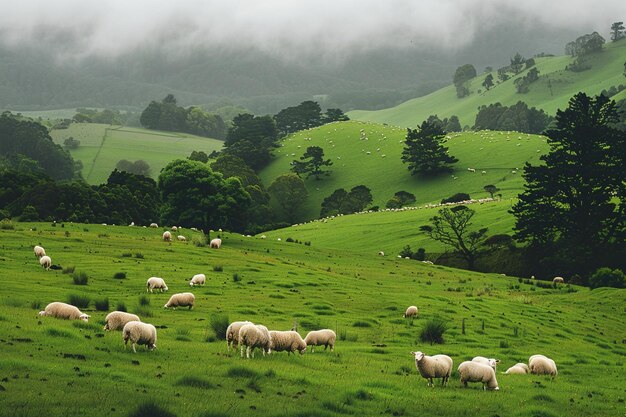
[62, 265, 75, 274]
[174, 375, 215, 389]
[113, 272, 126, 279]
[95, 298, 109, 311]
[128, 402, 177, 417]
[67, 294, 90, 309]
[213, 265, 223, 272]
[210, 313, 229, 340]
[0, 219, 14, 229]
[419, 318, 448, 345]
[138, 295, 150, 306]
[72, 271, 88, 285]
[116, 301, 127, 312]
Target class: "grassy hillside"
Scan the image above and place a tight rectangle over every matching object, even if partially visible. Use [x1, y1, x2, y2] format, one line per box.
[260, 120, 548, 221]
[349, 40, 626, 128]
[0, 222, 624, 417]
[49, 124, 224, 184]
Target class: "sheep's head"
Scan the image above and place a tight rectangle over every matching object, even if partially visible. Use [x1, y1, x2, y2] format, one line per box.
[163, 286, 169, 291]
[189, 281, 194, 287]
[79, 314, 90, 322]
[411, 351, 425, 361]
[38, 311, 46, 316]
[103, 323, 110, 331]
[148, 343, 156, 351]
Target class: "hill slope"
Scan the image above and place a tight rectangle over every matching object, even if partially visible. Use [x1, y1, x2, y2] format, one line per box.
[349, 40, 626, 128]
[0, 222, 624, 417]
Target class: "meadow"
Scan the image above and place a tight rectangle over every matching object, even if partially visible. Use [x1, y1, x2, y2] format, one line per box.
[49, 124, 224, 184]
[349, 40, 626, 128]
[0, 221, 624, 417]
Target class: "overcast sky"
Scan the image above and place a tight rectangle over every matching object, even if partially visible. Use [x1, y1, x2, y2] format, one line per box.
[1, 0, 624, 61]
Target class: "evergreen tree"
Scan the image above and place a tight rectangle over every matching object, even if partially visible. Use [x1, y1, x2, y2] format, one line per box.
[482, 73, 494, 90]
[268, 173, 308, 223]
[401, 120, 458, 175]
[291, 146, 333, 180]
[610, 22, 625, 41]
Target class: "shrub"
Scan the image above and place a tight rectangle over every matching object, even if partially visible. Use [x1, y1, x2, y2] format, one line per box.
[62, 265, 75, 274]
[589, 267, 625, 289]
[67, 294, 90, 309]
[174, 376, 215, 389]
[30, 300, 42, 310]
[138, 295, 150, 306]
[128, 402, 177, 417]
[121, 252, 132, 258]
[286, 237, 295, 243]
[213, 265, 223, 272]
[95, 298, 109, 311]
[20, 205, 39, 221]
[232, 273, 241, 282]
[210, 313, 229, 340]
[72, 271, 88, 285]
[0, 219, 14, 230]
[419, 318, 448, 345]
[113, 272, 127, 279]
[134, 252, 144, 259]
[116, 301, 127, 312]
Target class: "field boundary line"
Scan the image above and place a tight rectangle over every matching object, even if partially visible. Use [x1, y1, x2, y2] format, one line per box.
[85, 125, 112, 182]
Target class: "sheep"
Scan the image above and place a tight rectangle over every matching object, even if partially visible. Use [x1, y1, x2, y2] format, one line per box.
[210, 238, 222, 249]
[269, 330, 307, 355]
[467, 168, 476, 172]
[34, 245, 46, 258]
[104, 311, 140, 331]
[226, 321, 253, 352]
[529, 354, 558, 376]
[171, 226, 178, 231]
[164, 292, 195, 309]
[458, 361, 500, 390]
[239, 323, 271, 358]
[149, 223, 158, 228]
[122, 321, 157, 353]
[177, 235, 186, 242]
[472, 356, 500, 372]
[411, 351, 453, 387]
[304, 329, 336, 353]
[39, 255, 52, 270]
[189, 273, 206, 286]
[403, 306, 419, 321]
[505, 363, 530, 374]
[146, 277, 168, 293]
[162, 231, 172, 242]
[552, 276, 564, 284]
[39, 302, 90, 322]
[378, 251, 385, 256]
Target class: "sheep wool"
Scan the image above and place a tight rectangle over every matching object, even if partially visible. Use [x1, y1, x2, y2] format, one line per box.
[411, 351, 453, 387]
[458, 361, 500, 390]
[529, 354, 558, 376]
[104, 311, 141, 331]
[146, 277, 168, 293]
[269, 331, 307, 355]
[553, 276, 565, 284]
[505, 363, 530, 374]
[238, 324, 271, 359]
[189, 273, 206, 286]
[304, 329, 336, 353]
[403, 306, 419, 319]
[39, 302, 90, 322]
[163, 231, 172, 241]
[123, 321, 157, 353]
[34, 245, 46, 258]
[177, 235, 186, 241]
[164, 292, 195, 309]
[226, 321, 253, 352]
[210, 238, 222, 249]
[472, 356, 500, 372]
[39, 255, 52, 270]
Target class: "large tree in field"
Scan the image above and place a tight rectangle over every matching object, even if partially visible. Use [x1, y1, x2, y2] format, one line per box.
[224, 114, 278, 171]
[453, 64, 476, 98]
[402, 120, 458, 176]
[291, 146, 333, 180]
[274, 101, 323, 137]
[610, 22, 625, 42]
[511, 93, 626, 276]
[268, 173, 308, 223]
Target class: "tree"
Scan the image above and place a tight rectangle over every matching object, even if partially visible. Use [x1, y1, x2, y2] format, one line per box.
[445, 116, 462, 132]
[320, 188, 348, 217]
[510, 53, 525, 74]
[386, 191, 416, 209]
[453, 64, 476, 98]
[482, 73, 494, 91]
[420, 205, 488, 270]
[268, 173, 308, 223]
[291, 146, 333, 180]
[320, 185, 372, 217]
[224, 114, 279, 171]
[611, 22, 625, 42]
[188, 150, 209, 163]
[483, 184, 500, 198]
[139, 101, 161, 130]
[323, 108, 349, 123]
[589, 267, 625, 289]
[63, 137, 80, 149]
[511, 93, 626, 276]
[274, 101, 323, 137]
[402, 120, 458, 176]
[497, 68, 510, 82]
[115, 160, 150, 177]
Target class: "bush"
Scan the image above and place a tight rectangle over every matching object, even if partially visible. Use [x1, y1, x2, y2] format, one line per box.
[419, 318, 448, 345]
[213, 265, 223, 272]
[232, 273, 241, 282]
[210, 313, 229, 340]
[134, 252, 144, 259]
[62, 265, 75, 274]
[0, 219, 14, 230]
[67, 294, 90, 309]
[116, 301, 127, 312]
[441, 193, 470, 204]
[113, 272, 127, 279]
[72, 271, 88, 285]
[128, 402, 177, 417]
[589, 267, 625, 289]
[20, 205, 39, 221]
[95, 298, 109, 311]
[138, 295, 150, 306]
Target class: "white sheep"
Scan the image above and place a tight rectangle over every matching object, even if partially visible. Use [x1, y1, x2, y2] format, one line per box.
[505, 363, 530, 374]
[34, 245, 46, 258]
[209, 238, 222, 249]
[226, 320, 253, 352]
[146, 277, 168, 293]
[171, 226, 178, 231]
[552, 276, 564, 284]
[177, 235, 186, 242]
[39, 302, 90, 322]
[122, 321, 157, 353]
[411, 351, 453, 387]
[304, 329, 336, 353]
[529, 354, 558, 376]
[189, 273, 206, 286]
[162, 231, 172, 242]
[269, 330, 307, 355]
[467, 168, 476, 172]
[149, 223, 158, 228]
[472, 356, 500, 372]
[104, 311, 140, 331]
[378, 251, 385, 256]
[39, 255, 52, 270]
[458, 361, 500, 390]
[239, 323, 271, 358]
[164, 292, 195, 309]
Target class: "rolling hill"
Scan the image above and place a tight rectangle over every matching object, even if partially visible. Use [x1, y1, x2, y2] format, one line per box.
[348, 40, 626, 128]
[0, 222, 623, 417]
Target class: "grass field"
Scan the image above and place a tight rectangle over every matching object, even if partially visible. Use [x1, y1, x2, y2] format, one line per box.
[49, 124, 224, 184]
[0, 222, 624, 417]
[349, 40, 626, 128]
[259, 120, 548, 221]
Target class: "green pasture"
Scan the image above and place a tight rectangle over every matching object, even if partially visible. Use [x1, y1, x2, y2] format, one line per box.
[259, 120, 548, 221]
[0, 222, 624, 417]
[49, 124, 224, 184]
[349, 40, 626, 128]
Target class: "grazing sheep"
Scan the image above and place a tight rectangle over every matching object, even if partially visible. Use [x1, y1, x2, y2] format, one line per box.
[122, 321, 157, 353]
[164, 292, 195, 309]
[411, 351, 453, 387]
[505, 363, 530, 374]
[458, 361, 499, 390]
[189, 273, 206, 286]
[378, 251, 385, 256]
[171, 226, 178, 231]
[177, 235, 186, 242]
[226, 321, 253, 352]
[104, 311, 140, 331]
[162, 231, 172, 242]
[239, 324, 271, 358]
[39, 302, 90, 322]
[34, 245, 46, 258]
[403, 306, 419, 323]
[472, 356, 500, 372]
[552, 276, 564, 284]
[39, 255, 52, 270]
[269, 331, 307, 355]
[529, 354, 558, 376]
[209, 238, 222, 249]
[304, 329, 336, 353]
[146, 277, 168, 293]
[149, 223, 158, 228]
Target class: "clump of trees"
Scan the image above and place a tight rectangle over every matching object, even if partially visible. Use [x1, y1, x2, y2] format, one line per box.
[514, 67, 540, 94]
[424, 115, 462, 133]
[474, 101, 553, 134]
[116, 159, 151, 177]
[73, 108, 129, 125]
[386, 191, 416, 209]
[222, 113, 279, 171]
[453, 64, 477, 98]
[320, 185, 373, 217]
[402, 120, 458, 176]
[274, 101, 348, 137]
